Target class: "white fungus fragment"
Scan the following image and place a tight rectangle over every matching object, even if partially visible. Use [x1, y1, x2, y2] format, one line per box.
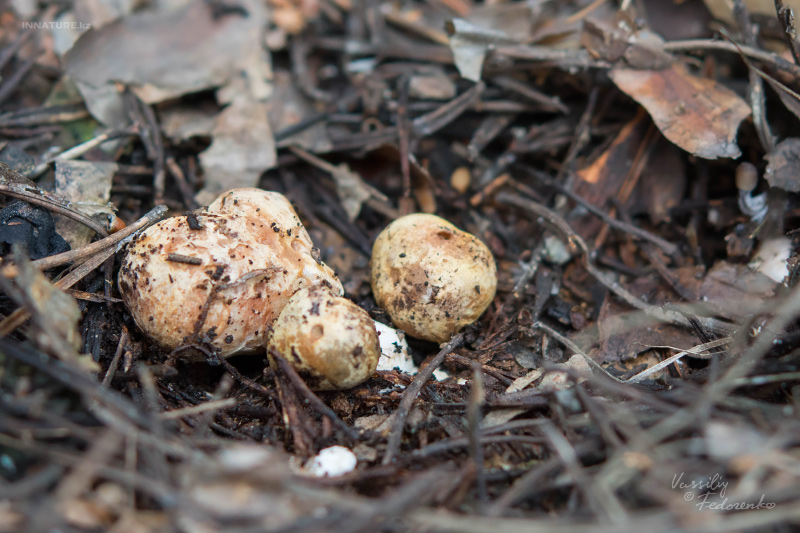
[304, 446, 357, 477]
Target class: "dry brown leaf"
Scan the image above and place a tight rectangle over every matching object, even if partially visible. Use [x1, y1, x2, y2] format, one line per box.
[765, 138, 800, 192]
[268, 71, 332, 153]
[54, 160, 116, 248]
[703, 0, 800, 24]
[675, 261, 777, 320]
[636, 139, 686, 224]
[610, 62, 751, 159]
[196, 93, 276, 205]
[63, 0, 268, 126]
[445, 3, 536, 82]
[0, 250, 90, 369]
[573, 112, 649, 238]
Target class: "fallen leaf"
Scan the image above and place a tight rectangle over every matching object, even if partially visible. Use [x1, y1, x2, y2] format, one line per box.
[196, 92, 276, 205]
[408, 69, 457, 100]
[703, 0, 800, 24]
[765, 138, 800, 192]
[159, 101, 219, 143]
[610, 62, 751, 159]
[0, 249, 90, 369]
[675, 261, 777, 320]
[54, 159, 116, 248]
[445, 14, 525, 82]
[573, 112, 649, 238]
[63, 0, 268, 126]
[636, 138, 686, 224]
[268, 71, 331, 153]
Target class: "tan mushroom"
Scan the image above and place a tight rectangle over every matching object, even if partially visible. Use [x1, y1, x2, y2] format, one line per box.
[370, 213, 496, 343]
[118, 188, 341, 357]
[268, 285, 380, 390]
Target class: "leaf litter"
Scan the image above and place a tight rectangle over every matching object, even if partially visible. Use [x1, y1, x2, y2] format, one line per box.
[2, 1, 800, 531]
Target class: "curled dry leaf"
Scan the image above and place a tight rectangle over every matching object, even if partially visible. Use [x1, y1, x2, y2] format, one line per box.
[764, 138, 800, 192]
[610, 62, 751, 159]
[0, 248, 90, 369]
[54, 160, 116, 248]
[445, 16, 523, 82]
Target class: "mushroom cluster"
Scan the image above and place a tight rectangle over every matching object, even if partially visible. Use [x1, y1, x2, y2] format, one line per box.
[119, 189, 497, 390]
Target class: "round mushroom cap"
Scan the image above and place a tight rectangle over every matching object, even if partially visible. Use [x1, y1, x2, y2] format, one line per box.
[209, 188, 298, 220]
[370, 213, 497, 343]
[118, 189, 342, 357]
[268, 286, 380, 390]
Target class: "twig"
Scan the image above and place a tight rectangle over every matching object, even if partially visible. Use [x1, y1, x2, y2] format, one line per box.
[397, 75, 413, 215]
[208, 351, 278, 400]
[559, 87, 599, 187]
[0, 104, 89, 128]
[662, 39, 800, 78]
[516, 167, 679, 256]
[412, 81, 484, 136]
[123, 90, 166, 203]
[269, 349, 360, 440]
[383, 332, 464, 465]
[711, 282, 800, 398]
[0, 245, 118, 337]
[624, 337, 730, 384]
[27, 126, 138, 178]
[492, 76, 569, 114]
[158, 398, 237, 420]
[0, 337, 152, 428]
[467, 365, 488, 513]
[0, 176, 110, 238]
[534, 321, 623, 384]
[775, 0, 800, 65]
[32, 205, 168, 270]
[0, 24, 34, 72]
[0, 57, 37, 106]
[496, 192, 737, 334]
[165, 157, 199, 210]
[102, 328, 129, 387]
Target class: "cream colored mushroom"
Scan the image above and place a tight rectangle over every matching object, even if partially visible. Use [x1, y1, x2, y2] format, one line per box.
[370, 213, 496, 343]
[268, 286, 380, 390]
[118, 188, 342, 357]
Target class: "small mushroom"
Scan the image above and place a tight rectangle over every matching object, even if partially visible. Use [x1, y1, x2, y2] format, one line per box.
[268, 286, 380, 390]
[735, 162, 767, 222]
[118, 188, 342, 357]
[370, 213, 497, 343]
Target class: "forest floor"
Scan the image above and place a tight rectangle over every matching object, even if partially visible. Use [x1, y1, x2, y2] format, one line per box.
[2, 1, 800, 531]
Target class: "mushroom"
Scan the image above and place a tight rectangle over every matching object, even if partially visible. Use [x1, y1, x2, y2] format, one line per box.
[370, 213, 497, 343]
[118, 188, 342, 357]
[268, 285, 380, 390]
[735, 162, 767, 222]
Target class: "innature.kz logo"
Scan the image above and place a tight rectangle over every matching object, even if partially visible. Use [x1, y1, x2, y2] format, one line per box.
[21, 21, 91, 30]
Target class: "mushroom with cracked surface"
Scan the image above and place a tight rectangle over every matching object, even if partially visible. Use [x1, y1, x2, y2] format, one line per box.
[118, 188, 342, 357]
[370, 213, 497, 344]
[268, 285, 380, 390]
